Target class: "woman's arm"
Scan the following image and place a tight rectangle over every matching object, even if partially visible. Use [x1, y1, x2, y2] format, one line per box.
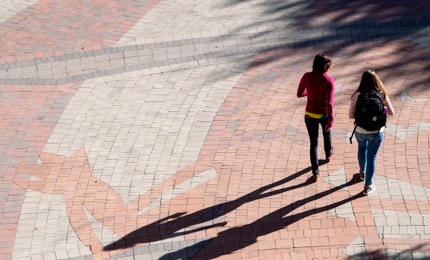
[385, 96, 395, 116]
[348, 93, 358, 119]
[297, 75, 308, 98]
[325, 77, 335, 129]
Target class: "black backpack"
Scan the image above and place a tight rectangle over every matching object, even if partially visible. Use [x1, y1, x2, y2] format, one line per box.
[349, 91, 386, 144]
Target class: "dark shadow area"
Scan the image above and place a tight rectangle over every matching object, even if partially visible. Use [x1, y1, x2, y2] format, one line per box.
[158, 240, 211, 260]
[161, 174, 364, 259]
[207, 0, 430, 96]
[104, 165, 317, 251]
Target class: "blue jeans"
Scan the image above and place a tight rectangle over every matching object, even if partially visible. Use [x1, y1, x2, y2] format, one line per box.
[305, 116, 332, 176]
[355, 132, 384, 187]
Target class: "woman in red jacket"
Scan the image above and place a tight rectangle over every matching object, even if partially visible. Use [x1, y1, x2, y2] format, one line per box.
[297, 54, 335, 181]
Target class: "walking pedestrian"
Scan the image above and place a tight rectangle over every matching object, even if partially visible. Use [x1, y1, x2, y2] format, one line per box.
[297, 54, 335, 182]
[349, 70, 395, 195]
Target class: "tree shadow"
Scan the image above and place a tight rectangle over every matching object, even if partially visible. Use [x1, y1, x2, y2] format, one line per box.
[207, 0, 430, 96]
[159, 174, 364, 259]
[103, 165, 323, 251]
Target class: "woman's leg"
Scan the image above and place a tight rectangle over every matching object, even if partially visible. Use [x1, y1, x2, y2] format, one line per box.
[355, 132, 368, 176]
[364, 132, 384, 187]
[305, 116, 320, 176]
[320, 118, 333, 159]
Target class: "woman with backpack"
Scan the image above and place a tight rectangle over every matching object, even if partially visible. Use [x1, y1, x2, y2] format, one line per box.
[349, 70, 395, 195]
[297, 54, 335, 182]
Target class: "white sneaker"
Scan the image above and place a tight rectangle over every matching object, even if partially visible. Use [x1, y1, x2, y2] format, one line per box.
[363, 185, 376, 195]
[359, 172, 365, 181]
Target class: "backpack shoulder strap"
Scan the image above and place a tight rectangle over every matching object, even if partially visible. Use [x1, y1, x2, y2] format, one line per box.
[349, 124, 358, 144]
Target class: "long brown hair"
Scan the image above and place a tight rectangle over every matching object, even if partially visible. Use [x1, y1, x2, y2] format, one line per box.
[352, 70, 388, 101]
[312, 54, 332, 73]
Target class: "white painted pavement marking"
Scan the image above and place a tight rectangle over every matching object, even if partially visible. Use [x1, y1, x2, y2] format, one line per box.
[385, 121, 430, 139]
[387, 248, 430, 259]
[369, 174, 430, 200]
[133, 168, 218, 217]
[43, 64, 244, 202]
[84, 207, 122, 247]
[372, 209, 430, 240]
[343, 236, 369, 260]
[400, 89, 430, 102]
[12, 191, 92, 259]
[0, 0, 39, 23]
[323, 167, 349, 191]
[324, 167, 356, 222]
[344, 234, 430, 259]
[327, 201, 356, 222]
[114, 0, 311, 46]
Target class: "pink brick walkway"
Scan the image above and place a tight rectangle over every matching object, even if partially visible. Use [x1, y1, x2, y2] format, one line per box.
[1, 0, 430, 259]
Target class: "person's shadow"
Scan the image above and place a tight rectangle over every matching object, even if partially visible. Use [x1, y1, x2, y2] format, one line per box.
[103, 165, 324, 251]
[159, 173, 364, 259]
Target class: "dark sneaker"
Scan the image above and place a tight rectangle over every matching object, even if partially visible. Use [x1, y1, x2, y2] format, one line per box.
[363, 185, 376, 195]
[326, 148, 335, 163]
[359, 172, 365, 181]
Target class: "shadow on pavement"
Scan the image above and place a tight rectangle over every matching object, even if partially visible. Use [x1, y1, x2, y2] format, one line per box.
[103, 165, 316, 251]
[160, 174, 364, 259]
[214, 0, 430, 94]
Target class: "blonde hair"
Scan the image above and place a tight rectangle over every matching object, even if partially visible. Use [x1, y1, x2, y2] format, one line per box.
[352, 70, 388, 101]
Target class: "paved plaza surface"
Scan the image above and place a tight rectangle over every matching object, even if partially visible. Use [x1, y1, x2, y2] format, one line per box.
[1, 0, 430, 259]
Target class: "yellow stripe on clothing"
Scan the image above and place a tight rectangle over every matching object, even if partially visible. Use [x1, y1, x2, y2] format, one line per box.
[305, 111, 328, 119]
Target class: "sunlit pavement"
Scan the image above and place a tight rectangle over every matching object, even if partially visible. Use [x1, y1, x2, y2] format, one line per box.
[1, 0, 430, 259]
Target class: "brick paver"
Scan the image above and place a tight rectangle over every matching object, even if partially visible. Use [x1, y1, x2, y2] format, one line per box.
[1, 0, 430, 259]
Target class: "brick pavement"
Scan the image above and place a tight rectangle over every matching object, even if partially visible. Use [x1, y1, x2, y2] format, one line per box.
[1, 0, 430, 259]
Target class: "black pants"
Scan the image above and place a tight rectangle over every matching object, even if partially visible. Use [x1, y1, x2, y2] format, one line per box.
[305, 116, 332, 176]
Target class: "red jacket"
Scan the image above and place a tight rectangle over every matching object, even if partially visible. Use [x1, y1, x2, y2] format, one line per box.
[297, 72, 335, 128]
